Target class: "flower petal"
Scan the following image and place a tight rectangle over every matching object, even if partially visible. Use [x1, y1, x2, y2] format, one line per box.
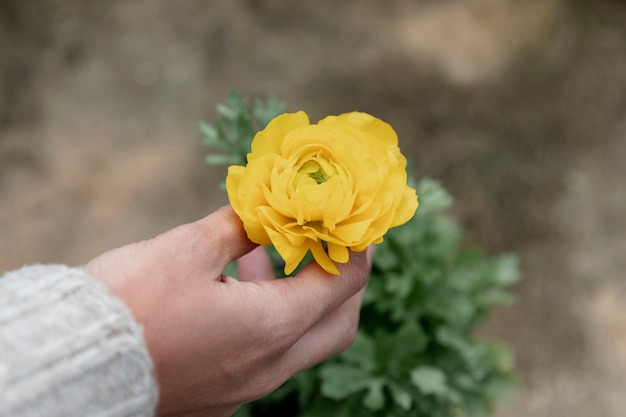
[309, 241, 340, 275]
[332, 218, 373, 244]
[328, 242, 350, 264]
[225, 165, 245, 214]
[257, 208, 309, 274]
[320, 111, 399, 147]
[390, 187, 419, 227]
[268, 226, 310, 275]
[250, 111, 310, 160]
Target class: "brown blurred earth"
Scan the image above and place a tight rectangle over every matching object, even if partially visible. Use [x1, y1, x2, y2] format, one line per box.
[2, 1, 626, 416]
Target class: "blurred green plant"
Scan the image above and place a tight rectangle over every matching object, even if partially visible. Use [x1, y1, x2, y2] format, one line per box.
[200, 92, 286, 171]
[201, 93, 520, 417]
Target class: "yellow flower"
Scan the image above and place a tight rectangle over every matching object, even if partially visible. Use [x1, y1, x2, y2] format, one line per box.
[226, 111, 418, 275]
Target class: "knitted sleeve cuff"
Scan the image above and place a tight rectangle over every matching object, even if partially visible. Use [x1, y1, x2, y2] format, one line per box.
[0, 264, 159, 417]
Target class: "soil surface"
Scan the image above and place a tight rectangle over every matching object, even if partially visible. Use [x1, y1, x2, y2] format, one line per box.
[2, 1, 626, 415]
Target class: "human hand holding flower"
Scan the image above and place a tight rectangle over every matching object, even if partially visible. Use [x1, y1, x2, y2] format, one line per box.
[226, 111, 418, 275]
[86, 206, 373, 417]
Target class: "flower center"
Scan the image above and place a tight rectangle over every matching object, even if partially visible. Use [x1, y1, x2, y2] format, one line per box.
[295, 159, 335, 186]
[308, 169, 328, 184]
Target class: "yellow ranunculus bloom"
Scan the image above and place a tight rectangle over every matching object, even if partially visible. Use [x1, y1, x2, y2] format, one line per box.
[226, 111, 418, 275]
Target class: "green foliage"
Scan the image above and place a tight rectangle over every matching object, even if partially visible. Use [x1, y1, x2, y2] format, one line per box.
[235, 179, 519, 417]
[201, 93, 520, 417]
[200, 91, 286, 187]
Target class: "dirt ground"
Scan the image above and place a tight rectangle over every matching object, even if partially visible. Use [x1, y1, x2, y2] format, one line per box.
[2, 1, 626, 415]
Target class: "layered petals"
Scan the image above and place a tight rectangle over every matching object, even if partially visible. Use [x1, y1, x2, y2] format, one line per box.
[226, 111, 418, 275]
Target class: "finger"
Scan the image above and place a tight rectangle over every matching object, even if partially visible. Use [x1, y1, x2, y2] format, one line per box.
[283, 283, 368, 372]
[287, 247, 373, 364]
[194, 205, 257, 266]
[237, 246, 275, 282]
[251, 246, 373, 351]
[163, 205, 257, 276]
[287, 245, 373, 315]
[239, 274, 370, 395]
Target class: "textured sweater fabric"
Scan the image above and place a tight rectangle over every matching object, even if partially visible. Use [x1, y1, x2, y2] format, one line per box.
[0, 265, 159, 417]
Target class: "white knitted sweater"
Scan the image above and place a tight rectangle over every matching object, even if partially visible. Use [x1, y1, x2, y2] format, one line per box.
[0, 265, 158, 417]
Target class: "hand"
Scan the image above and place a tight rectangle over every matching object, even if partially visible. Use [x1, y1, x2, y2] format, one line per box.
[85, 206, 372, 417]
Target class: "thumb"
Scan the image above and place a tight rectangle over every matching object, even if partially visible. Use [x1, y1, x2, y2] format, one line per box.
[162, 205, 257, 276]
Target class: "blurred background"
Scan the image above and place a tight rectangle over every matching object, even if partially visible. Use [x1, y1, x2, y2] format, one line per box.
[1, 0, 625, 415]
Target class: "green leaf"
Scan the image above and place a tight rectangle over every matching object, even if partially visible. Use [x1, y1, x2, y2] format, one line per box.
[204, 154, 241, 166]
[216, 102, 238, 120]
[253, 96, 287, 127]
[199, 122, 233, 152]
[372, 244, 399, 271]
[292, 371, 319, 408]
[383, 271, 414, 299]
[226, 91, 248, 110]
[415, 178, 454, 216]
[338, 331, 377, 373]
[410, 366, 449, 397]
[388, 383, 413, 410]
[198, 120, 218, 141]
[201, 93, 286, 175]
[319, 364, 371, 400]
[491, 254, 521, 286]
[436, 327, 471, 355]
[481, 289, 517, 305]
[297, 397, 357, 417]
[362, 379, 385, 411]
[387, 322, 427, 369]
